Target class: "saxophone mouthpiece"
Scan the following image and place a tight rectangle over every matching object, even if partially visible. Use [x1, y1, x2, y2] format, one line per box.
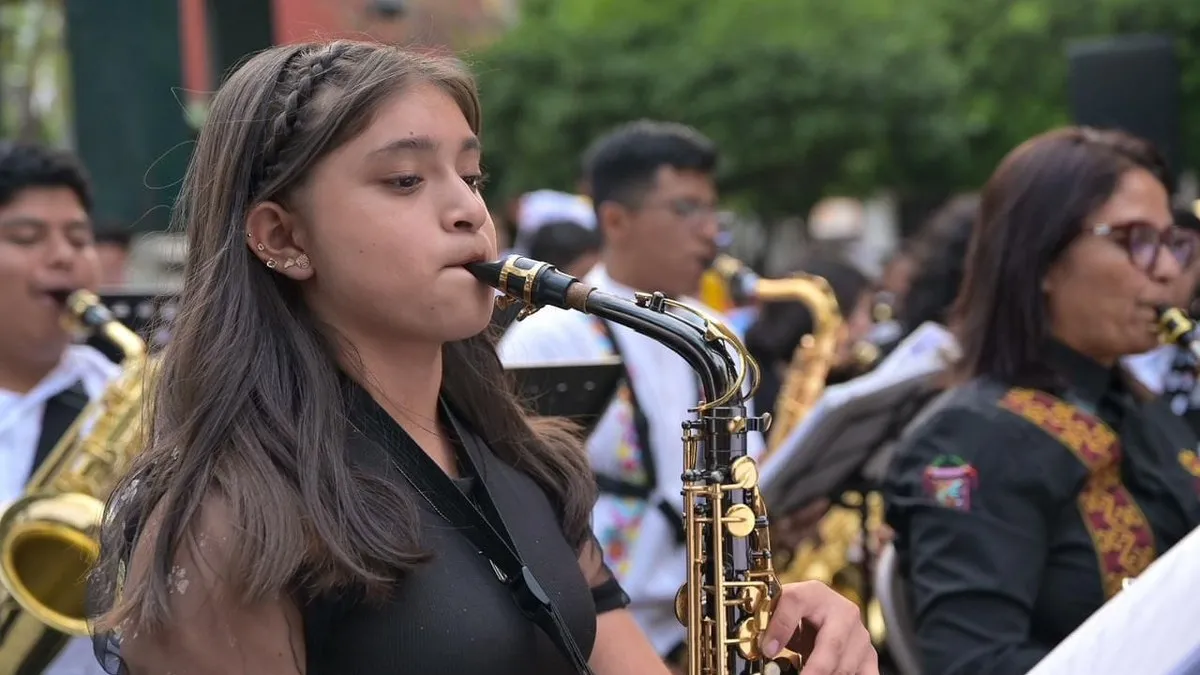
[467, 255, 592, 312]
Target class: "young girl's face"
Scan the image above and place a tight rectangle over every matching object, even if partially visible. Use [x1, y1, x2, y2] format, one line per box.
[296, 83, 498, 347]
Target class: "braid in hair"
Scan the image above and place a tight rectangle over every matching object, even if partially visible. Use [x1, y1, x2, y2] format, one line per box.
[254, 43, 354, 197]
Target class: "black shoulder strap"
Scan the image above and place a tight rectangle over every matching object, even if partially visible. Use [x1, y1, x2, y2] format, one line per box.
[590, 318, 686, 544]
[357, 403, 594, 675]
[30, 379, 89, 481]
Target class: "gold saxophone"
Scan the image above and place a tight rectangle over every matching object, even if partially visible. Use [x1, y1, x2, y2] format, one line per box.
[0, 290, 153, 675]
[711, 255, 886, 645]
[474, 255, 801, 673]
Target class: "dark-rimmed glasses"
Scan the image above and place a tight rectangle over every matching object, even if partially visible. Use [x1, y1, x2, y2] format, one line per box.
[1089, 220, 1199, 272]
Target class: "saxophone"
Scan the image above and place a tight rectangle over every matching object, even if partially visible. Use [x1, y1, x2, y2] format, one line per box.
[711, 255, 885, 645]
[0, 290, 152, 675]
[472, 255, 801, 674]
[710, 255, 844, 461]
[1158, 305, 1200, 362]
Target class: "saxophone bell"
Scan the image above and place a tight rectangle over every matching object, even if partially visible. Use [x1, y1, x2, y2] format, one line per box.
[0, 290, 151, 674]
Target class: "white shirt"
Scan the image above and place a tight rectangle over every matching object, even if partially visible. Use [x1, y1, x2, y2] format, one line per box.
[0, 344, 120, 675]
[1123, 345, 1200, 414]
[498, 265, 764, 655]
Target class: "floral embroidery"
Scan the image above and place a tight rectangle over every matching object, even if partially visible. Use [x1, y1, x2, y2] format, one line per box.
[597, 498, 647, 578]
[999, 388, 1156, 600]
[589, 318, 648, 576]
[1178, 449, 1200, 494]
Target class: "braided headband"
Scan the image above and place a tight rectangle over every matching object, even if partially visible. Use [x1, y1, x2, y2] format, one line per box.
[250, 44, 351, 198]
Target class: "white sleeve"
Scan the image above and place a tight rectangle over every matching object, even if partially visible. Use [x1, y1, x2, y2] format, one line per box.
[497, 308, 603, 365]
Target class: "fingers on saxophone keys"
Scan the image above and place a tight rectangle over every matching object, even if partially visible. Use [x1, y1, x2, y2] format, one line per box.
[763, 580, 877, 675]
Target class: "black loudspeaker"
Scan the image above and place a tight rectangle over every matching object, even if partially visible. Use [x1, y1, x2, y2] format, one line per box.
[1068, 34, 1182, 177]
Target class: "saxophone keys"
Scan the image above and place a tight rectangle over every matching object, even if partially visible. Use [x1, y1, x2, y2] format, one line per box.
[734, 615, 764, 660]
[674, 585, 689, 626]
[729, 456, 759, 490]
[724, 503, 757, 538]
[764, 652, 804, 674]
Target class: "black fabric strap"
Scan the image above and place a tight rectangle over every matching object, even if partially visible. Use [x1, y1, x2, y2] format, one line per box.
[29, 380, 88, 481]
[589, 319, 686, 545]
[357, 402, 594, 675]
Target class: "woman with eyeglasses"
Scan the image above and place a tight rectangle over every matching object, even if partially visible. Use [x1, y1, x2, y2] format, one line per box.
[882, 127, 1200, 675]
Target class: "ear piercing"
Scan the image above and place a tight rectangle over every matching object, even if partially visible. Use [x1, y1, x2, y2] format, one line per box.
[266, 259, 277, 269]
[284, 253, 311, 270]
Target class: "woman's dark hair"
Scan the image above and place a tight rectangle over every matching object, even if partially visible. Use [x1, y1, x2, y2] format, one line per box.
[90, 41, 595, 637]
[952, 126, 1171, 387]
[899, 193, 980, 333]
[525, 219, 601, 270]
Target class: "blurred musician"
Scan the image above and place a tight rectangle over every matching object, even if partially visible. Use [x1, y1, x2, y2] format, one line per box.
[0, 140, 112, 673]
[1123, 205, 1200, 435]
[885, 127, 1200, 675]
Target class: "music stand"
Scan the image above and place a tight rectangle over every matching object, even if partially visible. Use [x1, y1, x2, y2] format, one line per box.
[1026, 524, 1200, 675]
[506, 358, 623, 437]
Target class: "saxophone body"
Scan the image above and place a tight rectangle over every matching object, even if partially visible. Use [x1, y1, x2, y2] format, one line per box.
[0, 290, 152, 675]
[473, 255, 800, 674]
[711, 255, 885, 645]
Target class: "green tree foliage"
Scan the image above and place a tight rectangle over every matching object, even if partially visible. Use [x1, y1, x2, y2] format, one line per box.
[474, 0, 1200, 218]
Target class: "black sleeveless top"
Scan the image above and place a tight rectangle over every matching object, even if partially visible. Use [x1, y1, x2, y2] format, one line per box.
[300, 383, 628, 674]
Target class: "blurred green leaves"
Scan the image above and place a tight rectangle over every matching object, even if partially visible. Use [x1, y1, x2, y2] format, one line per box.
[474, 0, 1200, 219]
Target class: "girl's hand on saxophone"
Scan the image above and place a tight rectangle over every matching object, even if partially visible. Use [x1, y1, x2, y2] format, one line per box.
[761, 580, 880, 675]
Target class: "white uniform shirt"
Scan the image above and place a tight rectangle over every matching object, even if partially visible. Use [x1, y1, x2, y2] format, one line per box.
[1123, 344, 1200, 415]
[498, 265, 764, 655]
[0, 344, 120, 675]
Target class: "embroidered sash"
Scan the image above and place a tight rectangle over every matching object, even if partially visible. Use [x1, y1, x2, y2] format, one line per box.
[998, 388, 1156, 599]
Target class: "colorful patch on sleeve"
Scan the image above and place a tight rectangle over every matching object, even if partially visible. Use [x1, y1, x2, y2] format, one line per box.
[922, 455, 978, 511]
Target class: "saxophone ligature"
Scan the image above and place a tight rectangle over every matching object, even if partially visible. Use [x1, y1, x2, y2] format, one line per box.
[0, 290, 151, 675]
[471, 255, 801, 675]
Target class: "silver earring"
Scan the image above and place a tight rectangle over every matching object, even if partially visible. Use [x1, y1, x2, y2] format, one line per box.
[266, 259, 277, 269]
[283, 258, 296, 269]
[256, 242, 265, 252]
[296, 253, 311, 269]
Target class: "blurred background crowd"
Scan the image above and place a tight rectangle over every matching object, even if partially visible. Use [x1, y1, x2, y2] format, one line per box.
[4, 0, 1199, 292]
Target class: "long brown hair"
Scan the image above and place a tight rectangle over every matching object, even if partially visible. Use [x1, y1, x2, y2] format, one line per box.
[90, 41, 596, 635]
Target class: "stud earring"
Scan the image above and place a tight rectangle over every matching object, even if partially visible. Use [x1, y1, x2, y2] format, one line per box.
[284, 258, 296, 269]
[266, 259, 277, 269]
[256, 242, 265, 252]
[296, 253, 311, 270]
